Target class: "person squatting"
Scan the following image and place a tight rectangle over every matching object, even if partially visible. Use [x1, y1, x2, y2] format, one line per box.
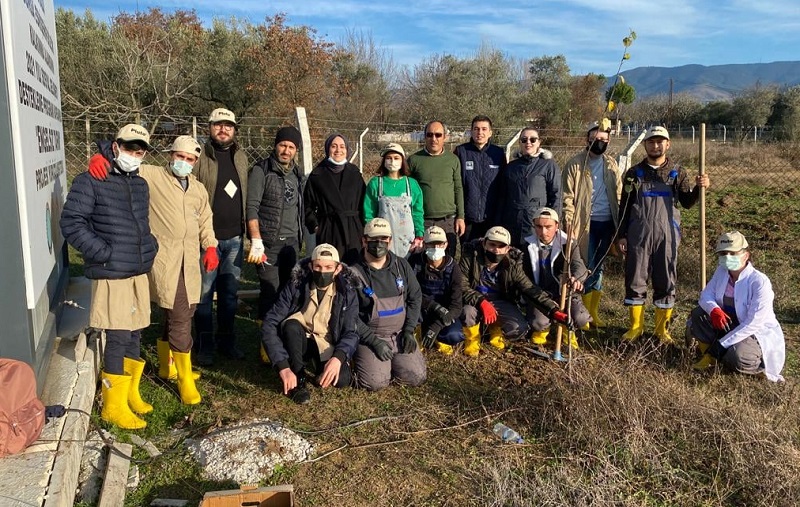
[67, 120, 786, 425]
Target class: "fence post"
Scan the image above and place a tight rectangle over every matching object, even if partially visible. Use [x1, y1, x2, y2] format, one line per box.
[505, 129, 521, 163]
[358, 128, 369, 173]
[691, 125, 695, 144]
[295, 106, 315, 254]
[85, 117, 90, 163]
[192, 117, 197, 139]
[699, 123, 707, 287]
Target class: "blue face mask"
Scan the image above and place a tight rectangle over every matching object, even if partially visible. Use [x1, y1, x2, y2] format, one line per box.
[719, 253, 744, 271]
[170, 159, 194, 177]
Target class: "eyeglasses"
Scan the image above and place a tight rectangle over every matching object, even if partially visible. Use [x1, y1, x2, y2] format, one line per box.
[425, 132, 444, 139]
[520, 137, 539, 144]
[212, 124, 235, 131]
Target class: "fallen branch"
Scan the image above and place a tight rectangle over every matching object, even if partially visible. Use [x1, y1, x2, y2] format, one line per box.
[293, 415, 409, 435]
[396, 408, 520, 436]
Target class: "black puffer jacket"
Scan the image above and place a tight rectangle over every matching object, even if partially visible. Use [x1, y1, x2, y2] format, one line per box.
[60, 143, 157, 279]
[261, 259, 360, 371]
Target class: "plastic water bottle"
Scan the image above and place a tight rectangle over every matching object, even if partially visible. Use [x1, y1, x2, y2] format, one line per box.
[493, 422, 524, 444]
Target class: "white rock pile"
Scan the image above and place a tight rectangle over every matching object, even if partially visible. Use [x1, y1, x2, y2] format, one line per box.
[187, 419, 314, 484]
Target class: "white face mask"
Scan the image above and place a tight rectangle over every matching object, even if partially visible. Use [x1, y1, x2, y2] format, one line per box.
[719, 253, 745, 271]
[115, 150, 143, 173]
[425, 247, 446, 261]
[384, 159, 402, 172]
[170, 159, 194, 177]
[328, 156, 346, 166]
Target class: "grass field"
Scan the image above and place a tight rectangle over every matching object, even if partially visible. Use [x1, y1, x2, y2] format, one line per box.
[67, 141, 800, 506]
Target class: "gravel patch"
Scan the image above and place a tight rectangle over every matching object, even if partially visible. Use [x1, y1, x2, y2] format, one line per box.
[187, 419, 314, 484]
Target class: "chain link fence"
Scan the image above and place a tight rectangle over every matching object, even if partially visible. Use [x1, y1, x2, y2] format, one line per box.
[62, 115, 800, 188]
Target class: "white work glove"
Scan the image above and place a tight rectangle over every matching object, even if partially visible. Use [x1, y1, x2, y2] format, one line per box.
[247, 238, 266, 264]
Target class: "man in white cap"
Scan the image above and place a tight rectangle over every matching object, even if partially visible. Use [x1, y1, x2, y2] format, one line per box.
[460, 225, 569, 356]
[523, 207, 591, 349]
[688, 231, 785, 381]
[192, 108, 250, 366]
[351, 218, 426, 391]
[562, 121, 622, 328]
[616, 126, 710, 344]
[261, 243, 360, 404]
[64, 123, 158, 429]
[88, 134, 218, 407]
[408, 226, 464, 355]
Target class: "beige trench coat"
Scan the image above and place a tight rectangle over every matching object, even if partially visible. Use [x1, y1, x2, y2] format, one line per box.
[139, 165, 218, 309]
[561, 151, 623, 264]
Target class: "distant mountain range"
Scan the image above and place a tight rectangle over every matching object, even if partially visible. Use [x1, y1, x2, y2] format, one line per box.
[620, 61, 800, 102]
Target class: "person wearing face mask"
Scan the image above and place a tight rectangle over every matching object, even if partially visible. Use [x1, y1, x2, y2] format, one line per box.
[261, 244, 360, 404]
[246, 126, 306, 321]
[408, 226, 464, 355]
[561, 122, 622, 329]
[687, 232, 784, 381]
[522, 208, 591, 350]
[616, 126, 710, 344]
[350, 218, 426, 391]
[460, 226, 569, 356]
[363, 143, 424, 257]
[62, 124, 159, 429]
[304, 133, 366, 265]
[497, 127, 562, 248]
[87, 134, 218, 406]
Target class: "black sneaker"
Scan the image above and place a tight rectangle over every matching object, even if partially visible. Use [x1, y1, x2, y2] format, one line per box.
[288, 385, 311, 405]
[194, 350, 214, 367]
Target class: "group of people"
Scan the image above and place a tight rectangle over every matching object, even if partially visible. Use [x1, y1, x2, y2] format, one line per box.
[61, 110, 786, 427]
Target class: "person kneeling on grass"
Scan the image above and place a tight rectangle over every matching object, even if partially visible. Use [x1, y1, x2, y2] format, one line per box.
[687, 231, 785, 381]
[261, 244, 359, 404]
[408, 226, 464, 355]
[522, 207, 591, 350]
[460, 225, 570, 356]
[351, 218, 426, 391]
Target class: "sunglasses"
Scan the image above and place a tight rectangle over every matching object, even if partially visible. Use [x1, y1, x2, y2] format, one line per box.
[520, 137, 539, 144]
[425, 132, 444, 138]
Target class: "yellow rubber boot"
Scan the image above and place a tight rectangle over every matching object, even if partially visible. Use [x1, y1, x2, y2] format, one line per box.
[530, 328, 549, 345]
[462, 324, 481, 357]
[568, 331, 579, 350]
[588, 291, 606, 328]
[122, 357, 153, 415]
[172, 350, 201, 405]
[157, 340, 200, 380]
[436, 342, 454, 355]
[654, 308, 674, 344]
[622, 305, 645, 341]
[697, 341, 710, 354]
[580, 294, 592, 330]
[487, 324, 505, 350]
[100, 372, 146, 430]
[693, 353, 717, 371]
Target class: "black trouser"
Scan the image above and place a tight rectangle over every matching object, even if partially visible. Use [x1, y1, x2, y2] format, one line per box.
[104, 329, 142, 375]
[256, 238, 299, 319]
[282, 319, 351, 388]
[464, 220, 491, 242]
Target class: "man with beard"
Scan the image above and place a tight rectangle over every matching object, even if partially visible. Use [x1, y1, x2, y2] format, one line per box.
[616, 126, 710, 344]
[246, 126, 305, 322]
[192, 108, 249, 366]
[561, 121, 623, 329]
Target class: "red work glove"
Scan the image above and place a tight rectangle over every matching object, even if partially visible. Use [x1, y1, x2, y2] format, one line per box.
[549, 309, 570, 326]
[89, 154, 110, 180]
[478, 300, 497, 325]
[709, 308, 732, 331]
[202, 247, 219, 272]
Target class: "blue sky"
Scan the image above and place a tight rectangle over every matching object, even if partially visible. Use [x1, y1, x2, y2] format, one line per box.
[55, 0, 800, 75]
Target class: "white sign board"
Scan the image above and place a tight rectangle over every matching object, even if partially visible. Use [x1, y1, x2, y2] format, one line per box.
[0, 0, 66, 308]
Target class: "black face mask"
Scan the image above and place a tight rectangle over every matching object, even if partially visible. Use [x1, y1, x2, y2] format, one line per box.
[484, 250, 505, 264]
[366, 240, 389, 259]
[312, 271, 335, 288]
[588, 140, 608, 155]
